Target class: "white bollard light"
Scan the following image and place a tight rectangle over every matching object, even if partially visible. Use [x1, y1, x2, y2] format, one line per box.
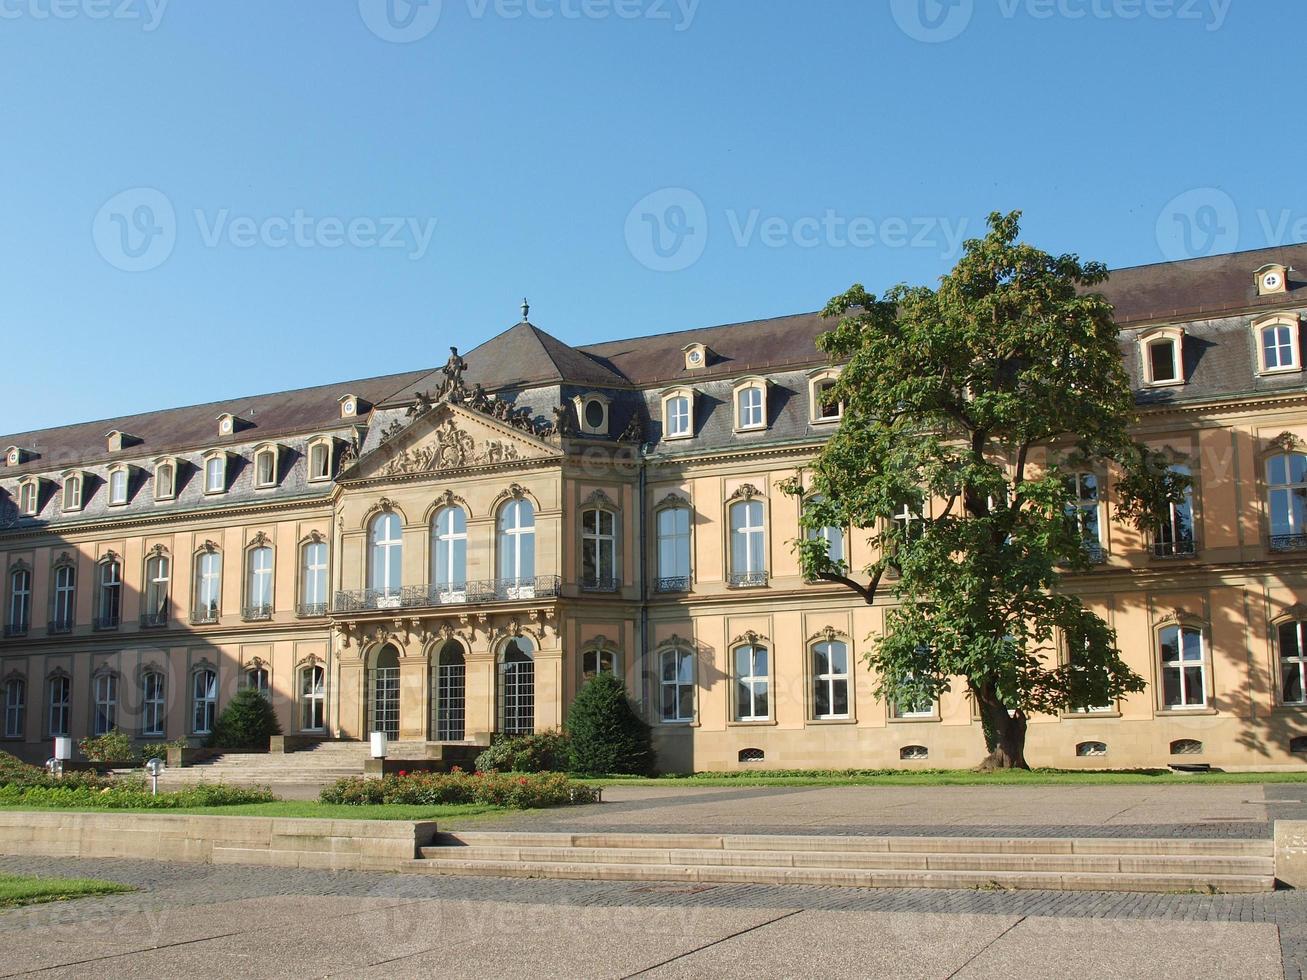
[54, 737, 72, 761]
[370, 731, 388, 760]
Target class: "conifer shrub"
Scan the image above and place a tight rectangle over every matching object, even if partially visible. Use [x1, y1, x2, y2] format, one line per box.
[565, 673, 654, 776]
[208, 688, 282, 751]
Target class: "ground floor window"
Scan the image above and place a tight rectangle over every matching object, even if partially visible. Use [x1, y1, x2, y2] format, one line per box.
[3, 678, 24, 739]
[433, 641, 466, 741]
[300, 665, 325, 732]
[142, 671, 165, 737]
[582, 647, 618, 680]
[1280, 620, 1307, 705]
[812, 640, 849, 720]
[192, 669, 217, 735]
[1159, 624, 1207, 708]
[498, 637, 535, 736]
[47, 676, 69, 737]
[734, 644, 770, 721]
[93, 673, 118, 735]
[659, 647, 694, 723]
[369, 645, 400, 739]
[244, 666, 269, 696]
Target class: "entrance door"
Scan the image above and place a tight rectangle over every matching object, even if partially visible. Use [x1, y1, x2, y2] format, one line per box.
[369, 644, 401, 739]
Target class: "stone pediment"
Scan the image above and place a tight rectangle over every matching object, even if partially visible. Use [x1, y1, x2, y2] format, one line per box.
[350, 404, 561, 481]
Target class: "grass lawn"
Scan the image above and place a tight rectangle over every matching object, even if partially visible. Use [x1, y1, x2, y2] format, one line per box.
[579, 768, 1307, 788]
[0, 802, 506, 821]
[0, 873, 132, 908]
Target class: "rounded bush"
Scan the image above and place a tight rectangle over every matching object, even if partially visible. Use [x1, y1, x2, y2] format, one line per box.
[209, 688, 282, 751]
[566, 673, 654, 776]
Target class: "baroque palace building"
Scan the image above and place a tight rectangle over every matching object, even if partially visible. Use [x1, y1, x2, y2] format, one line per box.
[4, 245, 1307, 772]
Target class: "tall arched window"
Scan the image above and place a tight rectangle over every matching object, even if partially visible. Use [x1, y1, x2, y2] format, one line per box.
[369, 645, 401, 739]
[659, 646, 695, 723]
[245, 546, 274, 620]
[300, 540, 328, 617]
[655, 504, 692, 593]
[142, 671, 166, 737]
[433, 641, 466, 741]
[1268, 453, 1307, 550]
[46, 675, 69, 738]
[191, 668, 218, 735]
[369, 513, 403, 603]
[299, 664, 326, 732]
[96, 558, 121, 629]
[193, 550, 222, 624]
[581, 507, 617, 591]
[498, 636, 535, 736]
[51, 564, 76, 632]
[728, 500, 765, 587]
[3, 678, 25, 739]
[813, 638, 850, 720]
[431, 506, 468, 597]
[1159, 623, 1207, 709]
[734, 643, 770, 721]
[497, 499, 535, 595]
[6, 568, 31, 636]
[93, 672, 118, 736]
[143, 552, 170, 627]
[805, 495, 846, 571]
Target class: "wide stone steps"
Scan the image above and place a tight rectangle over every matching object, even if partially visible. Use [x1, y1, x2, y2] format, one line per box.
[412, 831, 1275, 894]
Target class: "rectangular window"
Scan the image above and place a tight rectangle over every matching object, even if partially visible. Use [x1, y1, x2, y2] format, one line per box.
[1155, 464, 1195, 557]
[1160, 625, 1207, 708]
[47, 677, 70, 738]
[1280, 621, 1307, 706]
[108, 470, 128, 505]
[728, 500, 765, 585]
[656, 506, 691, 591]
[736, 386, 765, 429]
[309, 443, 331, 481]
[666, 396, 691, 437]
[1263, 324, 1297, 371]
[255, 452, 276, 487]
[734, 645, 770, 721]
[581, 508, 617, 590]
[205, 457, 225, 494]
[192, 670, 217, 735]
[813, 640, 850, 720]
[93, 674, 118, 736]
[660, 649, 695, 723]
[4, 681, 24, 739]
[142, 673, 165, 737]
[301, 542, 328, 614]
[155, 463, 175, 500]
[62, 476, 81, 511]
[1148, 338, 1178, 383]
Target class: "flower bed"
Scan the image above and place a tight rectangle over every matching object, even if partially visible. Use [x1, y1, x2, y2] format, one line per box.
[320, 769, 600, 808]
[0, 782, 276, 809]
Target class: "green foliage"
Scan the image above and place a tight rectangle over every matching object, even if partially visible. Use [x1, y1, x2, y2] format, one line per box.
[473, 730, 570, 773]
[77, 730, 135, 763]
[0, 873, 134, 907]
[0, 782, 275, 809]
[565, 674, 654, 775]
[208, 688, 282, 751]
[319, 770, 599, 808]
[0, 751, 114, 790]
[788, 211, 1183, 767]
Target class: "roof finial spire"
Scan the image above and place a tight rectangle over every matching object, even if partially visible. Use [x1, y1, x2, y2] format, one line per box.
[521, 297, 530, 322]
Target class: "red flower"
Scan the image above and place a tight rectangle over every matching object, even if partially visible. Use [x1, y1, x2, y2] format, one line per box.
[518, 777, 528, 785]
[398, 770, 408, 777]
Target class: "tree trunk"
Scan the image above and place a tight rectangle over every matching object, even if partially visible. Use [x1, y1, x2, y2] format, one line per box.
[976, 689, 1030, 770]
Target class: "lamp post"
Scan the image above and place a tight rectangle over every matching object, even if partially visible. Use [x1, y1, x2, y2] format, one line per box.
[144, 757, 164, 796]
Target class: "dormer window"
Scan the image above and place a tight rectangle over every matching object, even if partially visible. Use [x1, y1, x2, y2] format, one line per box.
[107, 467, 131, 507]
[574, 394, 611, 437]
[682, 343, 711, 371]
[61, 472, 83, 512]
[16, 480, 39, 516]
[809, 370, 843, 423]
[338, 394, 368, 419]
[733, 378, 769, 431]
[5, 447, 35, 467]
[153, 458, 177, 501]
[1254, 314, 1301, 375]
[215, 413, 250, 437]
[203, 453, 228, 494]
[307, 439, 334, 482]
[1141, 328, 1185, 387]
[105, 430, 140, 453]
[661, 387, 695, 440]
[1256, 263, 1290, 296]
[253, 444, 281, 489]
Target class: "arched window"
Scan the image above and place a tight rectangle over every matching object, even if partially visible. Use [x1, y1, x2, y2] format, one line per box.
[153, 460, 176, 501]
[191, 668, 217, 735]
[369, 645, 400, 739]
[431, 506, 468, 596]
[581, 507, 617, 591]
[245, 546, 274, 620]
[1154, 464, 1195, 557]
[254, 448, 277, 488]
[3, 678, 24, 739]
[299, 664, 326, 732]
[193, 550, 222, 624]
[51, 564, 76, 632]
[1268, 453, 1307, 550]
[813, 638, 850, 720]
[143, 552, 170, 627]
[6, 568, 31, 636]
[582, 646, 619, 679]
[734, 381, 766, 431]
[108, 468, 129, 506]
[1279, 620, 1307, 706]
[93, 672, 118, 736]
[728, 499, 766, 587]
[662, 391, 693, 439]
[204, 455, 227, 494]
[1159, 623, 1207, 709]
[244, 666, 269, 696]
[46, 675, 69, 738]
[299, 540, 328, 617]
[498, 637, 535, 736]
[96, 558, 122, 629]
[733, 643, 770, 721]
[805, 495, 846, 571]
[61, 473, 82, 511]
[655, 504, 692, 593]
[1144, 333, 1183, 385]
[369, 513, 403, 603]
[142, 671, 166, 737]
[1257, 317, 1300, 373]
[308, 441, 332, 482]
[17, 481, 37, 516]
[497, 499, 535, 594]
[659, 647, 695, 723]
[433, 641, 466, 741]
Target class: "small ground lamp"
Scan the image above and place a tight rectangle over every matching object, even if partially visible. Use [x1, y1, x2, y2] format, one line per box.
[145, 757, 164, 796]
[370, 731, 388, 760]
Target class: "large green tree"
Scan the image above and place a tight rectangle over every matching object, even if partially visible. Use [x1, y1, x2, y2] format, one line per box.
[788, 211, 1184, 770]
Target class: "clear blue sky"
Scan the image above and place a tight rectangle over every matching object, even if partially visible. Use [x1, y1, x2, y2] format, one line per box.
[2, 0, 1301, 434]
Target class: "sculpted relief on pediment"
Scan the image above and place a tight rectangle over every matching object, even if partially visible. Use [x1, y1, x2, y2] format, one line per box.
[371, 410, 558, 479]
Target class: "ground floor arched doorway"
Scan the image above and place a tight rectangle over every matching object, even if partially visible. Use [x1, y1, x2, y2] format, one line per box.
[498, 636, 535, 735]
[431, 639, 466, 741]
[367, 643, 401, 739]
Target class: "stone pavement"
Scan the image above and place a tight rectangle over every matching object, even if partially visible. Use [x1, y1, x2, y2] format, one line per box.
[445, 780, 1307, 839]
[0, 856, 1298, 978]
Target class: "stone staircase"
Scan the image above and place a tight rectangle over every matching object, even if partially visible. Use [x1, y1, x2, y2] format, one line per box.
[156, 741, 453, 788]
[413, 831, 1276, 893]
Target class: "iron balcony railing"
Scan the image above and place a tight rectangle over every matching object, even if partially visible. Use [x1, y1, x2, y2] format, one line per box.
[2, 622, 29, 639]
[139, 611, 169, 629]
[1082, 542, 1107, 565]
[1154, 538, 1197, 559]
[654, 575, 691, 594]
[727, 570, 769, 588]
[1271, 534, 1307, 553]
[47, 618, 74, 635]
[190, 605, 220, 626]
[242, 604, 274, 622]
[333, 576, 562, 614]
[581, 576, 621, 594]
[296, 602, 329, 619]
[93, 613, 120, 631]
